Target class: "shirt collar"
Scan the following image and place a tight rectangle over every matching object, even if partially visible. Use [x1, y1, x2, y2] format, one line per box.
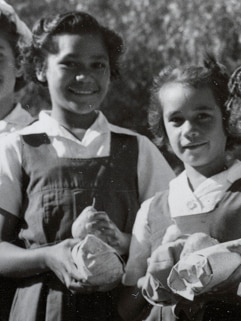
[38, 110, 110, 144]
[168, 160, 241, 217]
[3, 103, 33, 125]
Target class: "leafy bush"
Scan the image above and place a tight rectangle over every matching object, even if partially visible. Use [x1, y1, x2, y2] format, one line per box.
[11, 0, 241, 170]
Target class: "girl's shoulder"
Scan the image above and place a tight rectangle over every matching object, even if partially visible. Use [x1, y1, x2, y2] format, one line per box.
[151, 189, 170, 205]
[136, 190, 170, 223]
[109, 122, 152, 144]
[0, 118, 49, 150]
[139, 190, 171, 227]
[149, 190, 170, 216]
[18, 118, 45, 135]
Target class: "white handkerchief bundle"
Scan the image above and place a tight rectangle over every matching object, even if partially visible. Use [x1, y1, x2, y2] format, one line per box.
[72, 234, 124, 290]
[168, 238, 241, 300]
[141, 238, 186, 305]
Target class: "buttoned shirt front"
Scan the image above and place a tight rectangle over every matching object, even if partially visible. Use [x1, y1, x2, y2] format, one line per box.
[168, 160, 241, 217]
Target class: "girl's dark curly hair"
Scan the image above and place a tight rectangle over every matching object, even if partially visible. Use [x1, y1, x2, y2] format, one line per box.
[0, 14, 26, 91]
[148, 54, 239, 151]
[226, 66, 241, 140]
[22, 11, 124, 85]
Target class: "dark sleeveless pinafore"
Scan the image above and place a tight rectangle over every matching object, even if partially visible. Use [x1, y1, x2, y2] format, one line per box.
[145, 180, 241, 321]
[9, 132, 140, 321]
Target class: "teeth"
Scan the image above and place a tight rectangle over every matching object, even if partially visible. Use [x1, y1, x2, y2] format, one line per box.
[69, 87, 97, 95]
[184, 143, 205, 148]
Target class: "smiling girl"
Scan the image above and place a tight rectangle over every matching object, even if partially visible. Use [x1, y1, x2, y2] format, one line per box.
[0, 0, 33, 137]
[119, 56, 241, 321]
[0, 2, 34, 320]
[0, 11, 174, 321]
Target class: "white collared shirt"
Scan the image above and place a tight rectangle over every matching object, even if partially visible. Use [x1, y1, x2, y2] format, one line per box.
[168, 160, 241, 217]
[0, 110, 174, 216]
[123, 160, 241, 285]
[0, 103, 34, 137]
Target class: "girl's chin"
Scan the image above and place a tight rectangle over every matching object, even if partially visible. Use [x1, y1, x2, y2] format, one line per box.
[67, 105, 99, 115]
[182, 157, 209, 168]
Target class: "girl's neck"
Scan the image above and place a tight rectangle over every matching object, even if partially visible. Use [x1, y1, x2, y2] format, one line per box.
[185, 160, 227, 191]
[51, 109, 98, 131]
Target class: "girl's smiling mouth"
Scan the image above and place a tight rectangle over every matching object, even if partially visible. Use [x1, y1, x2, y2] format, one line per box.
[68, 87, 99, 95]
[182, 141, 208, 149]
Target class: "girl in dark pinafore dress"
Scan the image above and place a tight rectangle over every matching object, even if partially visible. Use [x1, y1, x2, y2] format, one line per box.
[0, 11, 174, 321]
[119, 58, 241, 321]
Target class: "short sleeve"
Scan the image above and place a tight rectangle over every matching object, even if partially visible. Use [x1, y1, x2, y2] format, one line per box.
[122, 197, 154, 286]
[0, 134, 22, 216]
[137, 136, 175, 203]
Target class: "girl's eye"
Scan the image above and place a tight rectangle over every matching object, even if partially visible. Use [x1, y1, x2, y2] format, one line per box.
[92, 62, 107, 70]
[62, 61, 78, 68]
[169, 117, 184, 126]
[197, 113, 212, 120]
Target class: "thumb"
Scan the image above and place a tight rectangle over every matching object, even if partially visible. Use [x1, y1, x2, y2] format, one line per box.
[137, 276, 146, 289]
[65, 238, 81, 249]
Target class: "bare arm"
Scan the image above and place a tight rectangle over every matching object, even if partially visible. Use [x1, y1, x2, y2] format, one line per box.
[0, 212, 89, 292]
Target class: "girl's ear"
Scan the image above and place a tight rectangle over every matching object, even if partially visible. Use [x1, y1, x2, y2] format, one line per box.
[15, 64, 23, 78]
[36, 69, 47, 83]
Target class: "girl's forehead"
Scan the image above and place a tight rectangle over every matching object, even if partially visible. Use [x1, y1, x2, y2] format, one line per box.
[159, 82, 219, 112]
[51, 32, 108, 55]
[159, 82, 213, 99]
[52, 32, 104, 45]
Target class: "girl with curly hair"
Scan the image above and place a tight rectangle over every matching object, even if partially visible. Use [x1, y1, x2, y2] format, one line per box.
[120, 56, 241, 321]
[0, 10, 174, 321]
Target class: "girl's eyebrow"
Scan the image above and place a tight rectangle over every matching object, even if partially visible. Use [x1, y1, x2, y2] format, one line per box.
[193, 105, 215, 111]
[61, 53, 108, 61]
[165, 105, 214, 118]
[165, 110, 181, 118]
[92, 55, 109, 61]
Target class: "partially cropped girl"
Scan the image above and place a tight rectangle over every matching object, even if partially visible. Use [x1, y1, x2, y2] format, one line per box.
[120, 56, 241, 321]
[0, 2, 33, 320]
[0, 0, 33, 138]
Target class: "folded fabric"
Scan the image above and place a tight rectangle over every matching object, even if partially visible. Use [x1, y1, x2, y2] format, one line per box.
[141, 238, 186, 305]
[72, 234, 124, 290]
[168, 238, 241, 300]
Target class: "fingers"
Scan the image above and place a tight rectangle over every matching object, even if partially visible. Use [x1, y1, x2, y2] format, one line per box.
[137, 276, 146, 289]
[85, 214, 115, 235]
[47, 239, 101, 294]
[86, 219, 110, 232]
[227, 244, 241, 255]
[65, 238, 81, 248]
[87, 211, 110, 222]
[68, 279, 98, 293]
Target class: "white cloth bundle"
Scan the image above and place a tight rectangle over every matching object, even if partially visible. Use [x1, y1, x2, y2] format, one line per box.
[168, 238, 241, 300]
[141, 238, 186, 305]
[72, 234, 124, 290]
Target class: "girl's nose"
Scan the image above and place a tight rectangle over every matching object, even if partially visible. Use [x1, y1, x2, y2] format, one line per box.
[183, 121, 199, 139]
[75, 72, 93, 82]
